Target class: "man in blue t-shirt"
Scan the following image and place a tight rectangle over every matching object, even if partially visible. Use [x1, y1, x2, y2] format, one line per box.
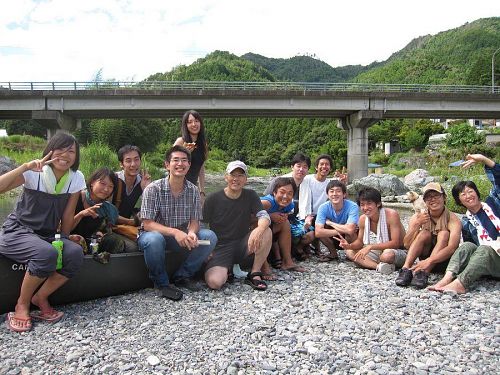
[315, 180, 359, 261]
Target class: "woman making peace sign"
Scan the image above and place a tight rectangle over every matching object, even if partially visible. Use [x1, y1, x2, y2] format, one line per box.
[0, 133, 86, 332]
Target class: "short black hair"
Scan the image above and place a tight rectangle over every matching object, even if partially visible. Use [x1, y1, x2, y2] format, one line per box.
[118, 145, 142, 163]
[451, 180, 481, 207]
[165, 145, 191, 163]
[291, 153, 311, 169]
[87, 167, 118, 199]
[326, 179, 346, 194]
[357, 187, 382, 206]
[43, 133, 80, 171]
[314, 154, 333, 169]
[272, 177, 297, 196]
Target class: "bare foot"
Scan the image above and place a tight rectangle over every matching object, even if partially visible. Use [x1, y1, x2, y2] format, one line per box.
[282, 262, 307, 272]
[31, 294, 53, 314]
[428, 273, 454, 291]
[442, 279, 467, 294]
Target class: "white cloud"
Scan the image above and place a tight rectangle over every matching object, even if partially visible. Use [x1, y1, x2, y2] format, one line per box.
[0, 0, 498, 82]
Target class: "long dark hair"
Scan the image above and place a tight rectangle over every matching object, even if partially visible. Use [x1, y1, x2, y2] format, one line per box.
[181, 110, 207, 161]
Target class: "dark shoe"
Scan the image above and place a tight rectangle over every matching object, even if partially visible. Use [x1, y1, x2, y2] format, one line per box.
[160, 285, 183, 301]
[395, 268, 413, 287]
[174, 277, 202, 292]
[411, 270, 429, 289]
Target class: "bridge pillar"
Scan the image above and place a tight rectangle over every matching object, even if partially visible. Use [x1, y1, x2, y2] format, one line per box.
[339, 110, 383, 182]
[31, 111, 77, 139]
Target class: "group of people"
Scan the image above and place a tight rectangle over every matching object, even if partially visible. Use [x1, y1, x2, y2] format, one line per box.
[0, 110, 498, 334]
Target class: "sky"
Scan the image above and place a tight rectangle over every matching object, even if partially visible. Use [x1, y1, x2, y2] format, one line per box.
[1, 0, 499, 82]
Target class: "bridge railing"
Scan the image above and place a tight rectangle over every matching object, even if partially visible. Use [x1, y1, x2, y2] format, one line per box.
[0, 81, 499, 94]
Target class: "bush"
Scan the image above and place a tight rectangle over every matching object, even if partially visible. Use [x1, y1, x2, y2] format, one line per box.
[446, 122, 484, 148]
[80, 142, 119, 178]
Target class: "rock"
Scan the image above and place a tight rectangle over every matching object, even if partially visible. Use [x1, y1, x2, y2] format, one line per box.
[348, 174, 409, 196]
[146, 355, 160, 366]
[404, 169, 435, 191]
[0, 156, 17, 175]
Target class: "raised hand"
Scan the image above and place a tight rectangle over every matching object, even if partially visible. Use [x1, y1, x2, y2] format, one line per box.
[24, 151, 57, 172]
[334, 232, 349, 249]
[140, 169, 152, 189]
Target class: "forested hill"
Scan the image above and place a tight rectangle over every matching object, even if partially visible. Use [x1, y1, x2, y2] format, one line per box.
[354, 17, 500, 85]
[146, 17, 499, 86]
[146, 51, 275, 82]
[241, 53, 380, 82]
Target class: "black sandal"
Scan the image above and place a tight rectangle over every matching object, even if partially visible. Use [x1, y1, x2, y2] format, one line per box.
[244, 272, 267, 291]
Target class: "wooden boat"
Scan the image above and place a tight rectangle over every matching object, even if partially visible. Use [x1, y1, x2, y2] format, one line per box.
[0, 251, 187, 314]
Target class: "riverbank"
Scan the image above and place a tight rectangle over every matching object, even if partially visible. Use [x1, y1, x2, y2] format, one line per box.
[0, 258, 498, 374]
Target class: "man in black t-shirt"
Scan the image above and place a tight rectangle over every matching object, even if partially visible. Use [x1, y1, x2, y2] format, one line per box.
[113, 145, 151, 225]
[203, 161, 272, 291]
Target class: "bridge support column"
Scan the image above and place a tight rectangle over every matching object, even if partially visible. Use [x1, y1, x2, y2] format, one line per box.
[31, 110, 77, 139]
[339, 110, 383, 183]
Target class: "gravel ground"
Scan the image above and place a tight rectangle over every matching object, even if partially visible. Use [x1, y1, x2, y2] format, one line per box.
[1, 255, 499, 375]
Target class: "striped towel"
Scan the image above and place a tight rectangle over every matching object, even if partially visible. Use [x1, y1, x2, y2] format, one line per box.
[363, 207, 390, 245]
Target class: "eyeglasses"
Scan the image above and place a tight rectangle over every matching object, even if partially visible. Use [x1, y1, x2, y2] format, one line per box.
[229, 173, 246, 179]
[170, 158, 189, 164]
[424, 193, 443, 201]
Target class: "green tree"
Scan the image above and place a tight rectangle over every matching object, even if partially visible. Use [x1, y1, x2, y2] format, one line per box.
[5, 120, 46, 138]
[446, 122, 484, 148]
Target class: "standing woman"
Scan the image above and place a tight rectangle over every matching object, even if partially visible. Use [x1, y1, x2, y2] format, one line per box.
[174, 110, 208, 198]
[0, 133, 85, 332]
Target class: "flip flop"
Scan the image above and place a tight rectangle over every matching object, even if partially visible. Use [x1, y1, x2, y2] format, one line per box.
[282, 265, 307, 273]
[30, 309, 64, 323]
[5, 312, 32, 333]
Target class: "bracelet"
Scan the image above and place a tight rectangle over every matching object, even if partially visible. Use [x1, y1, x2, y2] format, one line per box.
[200, 191, 206, 196]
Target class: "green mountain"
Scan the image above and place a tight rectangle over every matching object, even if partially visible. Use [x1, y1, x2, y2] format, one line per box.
[146, 51, 275, 82]
[354, 17, 500, 85]
[241, 53, 380, 82]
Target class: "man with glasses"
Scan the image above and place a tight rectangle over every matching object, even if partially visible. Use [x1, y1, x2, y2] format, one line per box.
[395, 182, 461, 289]
[138, 145, 217, 300]
[203, 161, 273, 291]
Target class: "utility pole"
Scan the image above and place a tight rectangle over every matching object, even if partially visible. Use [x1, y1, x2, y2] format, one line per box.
[492, 47, 500, 93]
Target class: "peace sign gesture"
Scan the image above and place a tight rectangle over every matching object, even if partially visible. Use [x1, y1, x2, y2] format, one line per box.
[24, 151, 58, 172]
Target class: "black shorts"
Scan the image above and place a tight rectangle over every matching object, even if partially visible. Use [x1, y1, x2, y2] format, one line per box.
[205, 232, 254, 271]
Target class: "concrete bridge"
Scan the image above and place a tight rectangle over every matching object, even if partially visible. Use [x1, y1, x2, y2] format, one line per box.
[1, 81, 499, 181]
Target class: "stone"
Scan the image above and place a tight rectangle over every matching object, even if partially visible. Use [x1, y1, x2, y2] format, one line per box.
[348, 174, 409, 196]
[146, 355, 160, 366]
[0, 156, 17, 175]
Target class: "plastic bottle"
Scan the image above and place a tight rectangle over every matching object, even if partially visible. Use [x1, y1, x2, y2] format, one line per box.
[90, 236, 99, 255]
[52, 233, 64, 270]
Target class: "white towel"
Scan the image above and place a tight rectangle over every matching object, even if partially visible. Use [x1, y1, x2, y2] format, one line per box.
[363, 207, 390, 245]
[41, 165, 73, 194]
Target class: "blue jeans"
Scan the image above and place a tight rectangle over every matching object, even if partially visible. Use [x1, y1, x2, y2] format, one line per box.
[138, 229, 217, 287]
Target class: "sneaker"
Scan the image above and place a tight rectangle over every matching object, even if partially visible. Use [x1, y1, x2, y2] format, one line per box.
[395, 268, 413, 287]
[376, 262, 395, 275]
[174, 278, 202, 292]
[160, 285, 183, 301]
[411, 270, 429, 289]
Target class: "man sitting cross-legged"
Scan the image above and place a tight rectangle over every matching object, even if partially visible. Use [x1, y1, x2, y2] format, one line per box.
[204, 161, 273, 291]
[395, 182, 461, 289]
[336, 187, 406, 274]
[314, 180, 359, 261]
[138, 145, 217, 300]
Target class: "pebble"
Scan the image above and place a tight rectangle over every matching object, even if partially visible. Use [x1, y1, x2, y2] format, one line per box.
[0, 248, 498, 374]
